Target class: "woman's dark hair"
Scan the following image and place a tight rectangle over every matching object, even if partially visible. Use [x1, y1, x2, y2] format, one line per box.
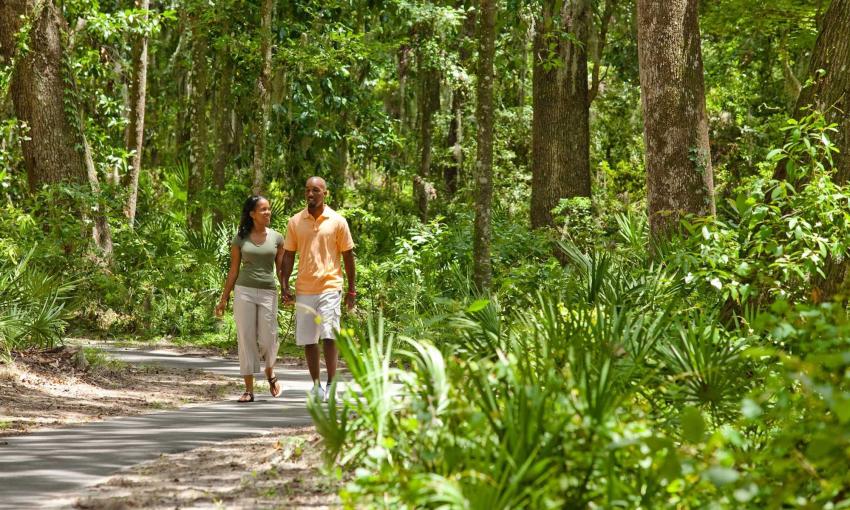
[237, 195, 267, 239]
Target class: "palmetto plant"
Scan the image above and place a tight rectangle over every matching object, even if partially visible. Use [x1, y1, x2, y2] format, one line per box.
[0, 247, 75, 358]
[656, 312, 751, 422]
[615, 211, 648, 257]
[557, 238, 683, 314]
[184, 219, 232, 268]
[313, 291, 688, 508]
[449, 298, 503, 358]
[309, 315, 401, 467]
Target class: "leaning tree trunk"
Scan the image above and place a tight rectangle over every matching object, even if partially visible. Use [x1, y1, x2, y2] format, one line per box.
[252, 0, 274, 195]
[530, 0, 592, 229]
[787, 0, 850, 300]
[775, 0, 850, 184]
[1, 0, 112, 254]
[636, 0, 715, 241]
[124, 0, 150, 227]
[473, 0, 496, 292]
[186, 11, 208, 230]
[0, 0, 88, 191]
[589, 0, 617, 103]
[415, 34, 440, 222]
[80, 113, 114, 255]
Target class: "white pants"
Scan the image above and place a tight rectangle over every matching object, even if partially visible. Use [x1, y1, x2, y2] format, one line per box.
[295, 291, 342, 346]
[233, 285, 279, 376]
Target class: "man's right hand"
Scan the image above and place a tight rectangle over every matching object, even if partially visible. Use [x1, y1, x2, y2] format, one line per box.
[281, 288, 294, 306]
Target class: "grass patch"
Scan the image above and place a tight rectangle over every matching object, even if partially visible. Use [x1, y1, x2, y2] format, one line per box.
[171, 331, 236, 353]
[173, 331, 304, 359]
[83, 347, 127, 372]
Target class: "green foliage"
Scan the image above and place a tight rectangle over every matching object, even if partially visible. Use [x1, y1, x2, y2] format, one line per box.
[308, 112, 850, 508]
[3, 0, 849, 506]
[0, 119, 26, 183]
[676, 112, 848, 305]
[551, 196, 600, 251]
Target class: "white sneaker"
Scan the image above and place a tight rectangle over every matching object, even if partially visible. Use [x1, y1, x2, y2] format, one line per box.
[310, 383, 325, 401]
[323, 384, 335, 403]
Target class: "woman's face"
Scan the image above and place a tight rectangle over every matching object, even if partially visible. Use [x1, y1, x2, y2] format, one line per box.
[250, 198, 271, 228]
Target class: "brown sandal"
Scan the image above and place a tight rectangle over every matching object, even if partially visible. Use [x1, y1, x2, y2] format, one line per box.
[267, 376, 281, 398]
[238, 392, 254, 403]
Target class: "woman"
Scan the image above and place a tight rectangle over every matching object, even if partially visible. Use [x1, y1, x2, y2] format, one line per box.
[215, 195, 284, 402]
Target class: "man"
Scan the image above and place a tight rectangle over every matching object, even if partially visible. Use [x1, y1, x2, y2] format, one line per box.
[280, 176, 356, 402]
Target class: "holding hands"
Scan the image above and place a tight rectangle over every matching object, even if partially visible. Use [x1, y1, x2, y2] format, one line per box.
[281, 287, 295, 306]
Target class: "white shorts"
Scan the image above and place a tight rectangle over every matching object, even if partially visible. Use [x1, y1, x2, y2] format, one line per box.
[295, 291, 342, 346]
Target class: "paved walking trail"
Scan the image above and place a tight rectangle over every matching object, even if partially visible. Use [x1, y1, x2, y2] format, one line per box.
[0, 347, 326, 509]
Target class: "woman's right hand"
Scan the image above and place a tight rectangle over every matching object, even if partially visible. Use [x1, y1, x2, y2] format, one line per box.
[214, 299, 227, 318]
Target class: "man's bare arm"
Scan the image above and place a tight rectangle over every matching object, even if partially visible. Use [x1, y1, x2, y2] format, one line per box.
[342, 249, 356, 310]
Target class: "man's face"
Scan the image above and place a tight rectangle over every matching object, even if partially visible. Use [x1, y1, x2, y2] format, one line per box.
[306, 180, 326, 208]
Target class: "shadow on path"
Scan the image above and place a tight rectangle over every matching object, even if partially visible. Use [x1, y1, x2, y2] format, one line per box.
[0, 347, 322, 509]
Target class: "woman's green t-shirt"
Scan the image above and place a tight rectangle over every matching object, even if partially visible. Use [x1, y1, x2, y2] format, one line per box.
[232, 228, 283, 290]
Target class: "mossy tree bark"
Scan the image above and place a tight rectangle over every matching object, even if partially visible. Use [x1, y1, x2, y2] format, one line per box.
[636, 0, 715, 242]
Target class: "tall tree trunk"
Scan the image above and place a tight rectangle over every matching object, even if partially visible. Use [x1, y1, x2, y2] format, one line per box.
[415, 34, 440, 222]
[172, 13, 191, 163]
[445, 6, 476, 197]
[636, 0, 715, 241]
[0, 0, 87, 191]
[335, 125, 349, 207]
[445, 90, 464, 197]
[530, 0, 592, 229]
[252, 0, 274, 195]
[186, 12, 208, 230]
[124, 0, 150, 228]
[397, 45, 411, 128]
[212, 56, 235, 226]
[473, 0, 496, 292]
[107, 58, 126, 186]
[516, 12, 533, 108]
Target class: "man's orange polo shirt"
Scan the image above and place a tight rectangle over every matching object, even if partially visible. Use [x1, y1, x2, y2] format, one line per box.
[283, 206, 354, 295]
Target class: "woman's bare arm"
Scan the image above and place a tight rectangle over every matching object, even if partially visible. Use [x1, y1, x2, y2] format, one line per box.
[215, 245, 241, 317]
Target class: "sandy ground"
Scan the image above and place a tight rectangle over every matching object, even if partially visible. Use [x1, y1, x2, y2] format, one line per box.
[51, 426, 339, 510]
[0, 345, 241, 436]
[0, 346, 339, 508]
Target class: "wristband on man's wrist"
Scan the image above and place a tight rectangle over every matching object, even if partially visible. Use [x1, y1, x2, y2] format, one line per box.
[347, 290, 357, 296]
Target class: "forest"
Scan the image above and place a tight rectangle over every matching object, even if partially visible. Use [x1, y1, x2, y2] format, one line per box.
[2, 0, 850, 507]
